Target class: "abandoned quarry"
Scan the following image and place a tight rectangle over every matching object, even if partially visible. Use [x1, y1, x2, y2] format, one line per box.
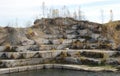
[0, 17, 120, 75]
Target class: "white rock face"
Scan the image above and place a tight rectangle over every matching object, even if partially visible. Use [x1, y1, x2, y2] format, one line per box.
[62, 39, 73, 44]
[66, 35, 76, 39]
[66, 30, 75, 34]
[5, 52, 21, 59]
[0, 46, 6, 52]
[64, 57, 79, 64]
[91, 34, 100, 39]
[78, 30, 88, 36]
[52, 39, 61, 45]
[35, 38, 49, 44]
[71, 25, 78, 30]
[40, 51, 53, 58]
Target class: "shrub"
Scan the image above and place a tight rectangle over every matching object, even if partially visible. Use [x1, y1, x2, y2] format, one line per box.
[26, 28, 35, 39]
[74, 52, 81, 57]
[4, 43, 17, 52]
[4, 43, 11, 52]
[100, 53, 109, 65]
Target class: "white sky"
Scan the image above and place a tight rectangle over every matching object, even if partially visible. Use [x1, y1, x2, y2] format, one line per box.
[0, 0, 120, 27]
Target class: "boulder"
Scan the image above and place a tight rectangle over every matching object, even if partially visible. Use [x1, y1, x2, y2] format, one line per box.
[62, 39, 73, 44]
[22, 52, 36, 59]
[66, 30, 75, 34]
[52, 39, 61, 45]
[71, 25, 78, 30]
[20, 39, 35, 46]
[57, 44, 68, 50]
[15, 45, 39, 52]
[66, 35, 76, 39]
[34, 38, 49, 44]
[40, 45, 53, 50]
[5, 52, 21, 59]
[40, 51, 52, 58]
[79, 39, 85, 42]
[106, 58, 120, 65]
[91, 34, 100, 39]
[64, 57, 80, 64]
[15, 46, 28, 52]
[34, 19, 41, 24]
[78, 29, 88, 36]
[27, 45, 40, 51]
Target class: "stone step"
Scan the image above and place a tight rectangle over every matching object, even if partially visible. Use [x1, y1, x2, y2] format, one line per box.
[35, 38, 86, 45]
[56, 56, 102, 65]
[0, 58, 52, 68]
[79, 57, 102, 65]
[40, 44, 70, 50]
[0, 50, 118, 59]
[0, 64, 117, 75]
[80, 51, 104, 58]
[43, 35, 63, 39]
[105, 58, 120, 66]
[0, 51, 63, 59]
[67, 50, 119, 58]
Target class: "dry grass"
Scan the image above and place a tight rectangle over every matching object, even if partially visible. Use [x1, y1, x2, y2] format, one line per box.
[102, 21, 120, 49]
[26, 28, 36, 39]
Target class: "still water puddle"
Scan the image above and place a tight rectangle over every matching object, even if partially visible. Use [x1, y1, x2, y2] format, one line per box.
[1, 69, 120, 76]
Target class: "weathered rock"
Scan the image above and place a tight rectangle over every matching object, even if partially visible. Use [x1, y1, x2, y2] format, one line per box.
[40, 45, 55, 50]
[64, 57, 81, 64]
[5, 52, 21, 59]
[15, 45, 39, 52]
[88, 38, 97, 43]
[52, 39, 61, 45]
[0, 58, 44, 68]
[15, 46, 28, 52]
[27, 45, 39, 51]
[79, 58, 101, 65]
[34, 19, 41, 24]
[62, 39, 73, 44]
[34, 38, 50, 44]
[79, 39, 85, 42]
[0, 46, 6, 52]
[22, 52, 36, 59]
[78, 29, 88, 36]
[20, 39, 35, 46]
[91, 34, 100, 39]
[66, 30, 75, 34]
[88, 43, 99, 49]
[66, 35, 76, 39]
[106, 58, 120, 65]
[57, 44, 69, 50]
[71, 25, 78, 30]
[80, 51, 104, 58]
[40, 51, 53, 58]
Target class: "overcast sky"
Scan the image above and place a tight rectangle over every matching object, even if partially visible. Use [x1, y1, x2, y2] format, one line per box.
[0, 0, 120, 27]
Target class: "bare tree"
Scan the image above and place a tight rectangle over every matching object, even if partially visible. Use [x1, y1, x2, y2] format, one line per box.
[66, 9, 71, 17]
[100, 9, 104, 24]
[73, 11, 77, 19]
[78, 7, 82, 20]
[42, 2, 45, 18]
[62, 5, 69, 17]
[110, 9, 113, 22]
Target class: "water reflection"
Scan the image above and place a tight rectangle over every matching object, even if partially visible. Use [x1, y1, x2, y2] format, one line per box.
[1, 69, 120, 76]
